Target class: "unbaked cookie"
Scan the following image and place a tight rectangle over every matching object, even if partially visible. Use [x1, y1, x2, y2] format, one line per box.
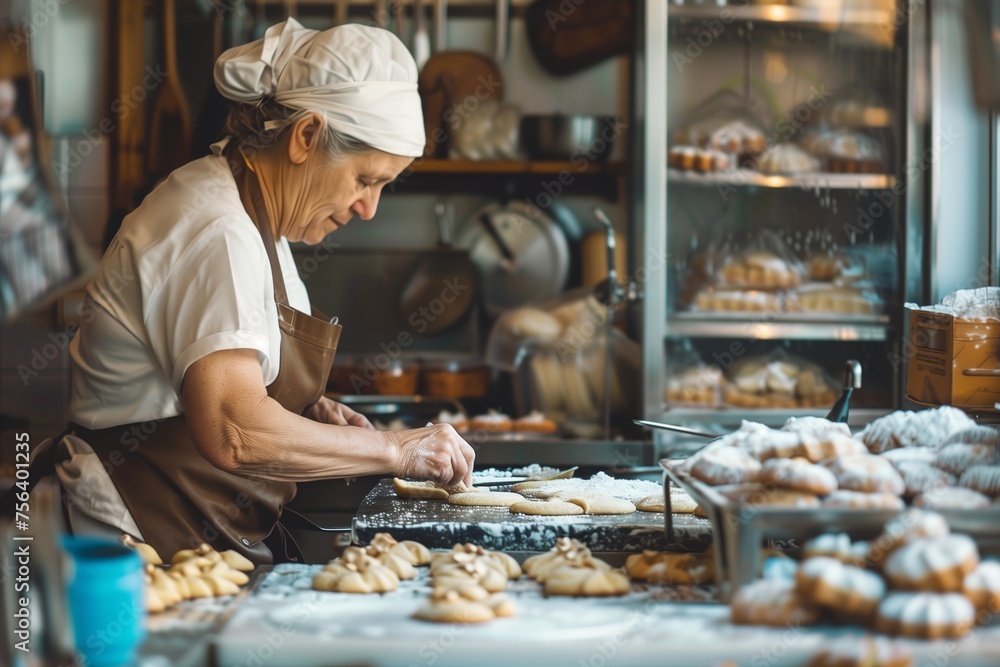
[883, 535, 979, 592]
[933, 443, 999, 476]
[523, 538, 605, 582]
[430, 544, 521, 579]
[448, 492, 525, 507]
[730, 579, 819, 627]
[509, 499, 585, 516]
[825, 455, 905, 495]
[392, 477, 483, 500]
[913, 486, 991, 510]
[689, 445, 762, 486]
[432, 558, 509, 593]
[758, 457, 838, 495]
[412, 587, 508, 624]
[958, 465, 1000, 497]
[821, 490, 905, 510]
[808, 635, 913, 667]
[636, 490, 698, 514]
[559, 494, 636, 515]
[796, 556, 886, 618]
[963, 561, 1000, 613]
[875, 592, 976, 639]
[312, 547, 400, 594]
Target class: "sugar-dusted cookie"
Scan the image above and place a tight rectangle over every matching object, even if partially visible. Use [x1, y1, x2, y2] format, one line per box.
[943, 424, 1000, 448]
[963, 561, 1000, 613]
[689, 445, 762, 486]
[875, 592, 976, 639]
[808, 635, 913, 667]
[866, 509, 950, 569]
[719, 484, 821, 509]
[509, 498, 585, 516]
[880, 447, 938, 466]
[958, 465, 1000, 497]
[825, 454, 905, 495]
[821, 490, 905, 510]
[448, 492, 525, 507]
[798, 434, 868, 464]
[796, 557, 886, 618]
[893, 461, 956, 499]
[802, 533, 853, 562]
[730, 579, 819, 627]
[758, 457, 838, 495]
[933, 443, 999, 476]
[913, 486, 991, 510]
[884, 535, 979, 593]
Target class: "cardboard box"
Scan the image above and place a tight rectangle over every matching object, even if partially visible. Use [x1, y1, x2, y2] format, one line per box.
[906, 309, 1000, 409]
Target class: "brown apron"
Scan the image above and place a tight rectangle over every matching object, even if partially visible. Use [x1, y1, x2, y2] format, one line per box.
[54, 145, 341, 565]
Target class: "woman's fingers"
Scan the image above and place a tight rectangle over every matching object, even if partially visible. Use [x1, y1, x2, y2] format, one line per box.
[395, 423, 475, 485]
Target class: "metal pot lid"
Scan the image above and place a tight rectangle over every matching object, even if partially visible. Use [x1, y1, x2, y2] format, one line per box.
[456, 200, 569, 317]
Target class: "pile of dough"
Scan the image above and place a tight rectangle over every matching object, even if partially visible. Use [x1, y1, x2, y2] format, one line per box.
[392, 477, 487, 500]
[312, 546, 400, 594]
[413, 584, 516, 624]
[137, 541, 253, 613]
[543, 557, 631, 597]
[364, 533, 431, 579]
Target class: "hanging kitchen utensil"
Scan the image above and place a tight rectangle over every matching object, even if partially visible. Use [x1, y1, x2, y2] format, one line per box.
[433, 0, 447, 52]
[398, 202, 479, 335]
[417, 51, 503, 158]
[413, 0, 430, 70]
[495, 0, 509, 63]
[456, 200, 569, 318]
[146, 0, 193, 182]
[525, 0, 631, 76]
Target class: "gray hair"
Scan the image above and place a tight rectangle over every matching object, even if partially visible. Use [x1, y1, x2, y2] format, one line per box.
[222, 97, 374, 161]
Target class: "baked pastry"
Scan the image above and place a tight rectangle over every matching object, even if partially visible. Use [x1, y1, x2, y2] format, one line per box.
[821, 490, 905, 510]
[756, 143, 820, 175]
[430, 543, 521, 580]
[523, 538, 608, 582]
[859, 407, 976, 454]
[512, 410, 558, 434]
[469, 410, 513, 433]
[865, 509, 950, 570]
[543, 559, 631, 597]
[883, 535, 979, 592]
[818, 129, 885, 174]
[758, 457, 838, 495]
[796, 557, 886, 618]
[730, 579, 819, 627]
[689, 445, 762, 486]
[802, 533, 854, 563]
[963, 561, 1000, 613]
[808, 635, 912, 667]
[825, 455, 905, 495]
[754, 431, 808, 461]
[806, 255, 849, 282]
[943, 425, 1000, 448]
[708, 120, 765, 156]
[913, 486, 991, 510]
[412, 586, 512, 624]
[720, 484, 821, 508]
[958, 465, 1000, 496]
[781, 416, 851, 441]
[719, 252, 803, 289]
[312, 547, 400, 594]
[879, 447, 938, 466]
[934, 443, 999, 476]
[694, 288, 784, 313]
[665, 365, 722, 406]
[723, 360, 837, 409]
[875, 592, 976, 639]
[791, 284, 879, 315]
[799, 434, 869, 464]
[625, 550, 715, 585]
[893, 461, 956, 499]
[365, 532, 431, 567]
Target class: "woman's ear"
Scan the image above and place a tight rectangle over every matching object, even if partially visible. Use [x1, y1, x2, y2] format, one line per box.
[287, 113, 322, 165]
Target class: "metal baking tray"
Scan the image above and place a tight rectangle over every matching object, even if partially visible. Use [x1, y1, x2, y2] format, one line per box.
[660, 458, 1000, 601]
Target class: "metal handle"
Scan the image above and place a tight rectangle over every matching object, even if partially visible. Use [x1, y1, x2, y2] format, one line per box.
[843, 359, 862, 389]
[479, 213, 516, 271]
[962, 368, 1000, 377]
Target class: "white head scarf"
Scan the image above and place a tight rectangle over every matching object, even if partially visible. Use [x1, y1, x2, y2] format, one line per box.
[214, 19, 425, 158]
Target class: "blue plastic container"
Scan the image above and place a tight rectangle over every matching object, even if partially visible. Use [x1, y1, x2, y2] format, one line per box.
[60, 535, 146, 667]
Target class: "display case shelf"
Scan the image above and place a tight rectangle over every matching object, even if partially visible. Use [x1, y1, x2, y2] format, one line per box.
[667, 4, 895, 29]
[410, 159, 627, 176]
[666, 314, 891, 341]
[668, 168, 896, 190]
[661, 407, 891, 430]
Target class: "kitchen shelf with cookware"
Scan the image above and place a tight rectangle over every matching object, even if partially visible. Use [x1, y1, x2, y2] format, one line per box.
[667, 2, 896, 30]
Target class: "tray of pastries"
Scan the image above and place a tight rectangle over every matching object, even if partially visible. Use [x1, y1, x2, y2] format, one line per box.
[659, 407, 1000, 599]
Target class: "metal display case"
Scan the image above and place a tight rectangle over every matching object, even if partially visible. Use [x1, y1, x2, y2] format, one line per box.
[633, 0, 932, 448]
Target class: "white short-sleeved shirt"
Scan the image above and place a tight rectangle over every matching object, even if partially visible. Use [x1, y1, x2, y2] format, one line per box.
[69, 147, 311, 429]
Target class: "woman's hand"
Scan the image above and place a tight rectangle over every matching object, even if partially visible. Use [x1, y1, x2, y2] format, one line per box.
[392, 424, 476, 487]
[304, 396, 374, 429]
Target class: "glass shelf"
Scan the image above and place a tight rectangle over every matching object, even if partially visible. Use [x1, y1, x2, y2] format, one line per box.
[668, 168, 896, 190]
[666, 314, 891, 341]
[668, 3, 895, 29]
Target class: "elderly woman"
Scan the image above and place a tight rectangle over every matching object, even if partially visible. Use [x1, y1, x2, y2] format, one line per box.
[43, 20, 474, 564]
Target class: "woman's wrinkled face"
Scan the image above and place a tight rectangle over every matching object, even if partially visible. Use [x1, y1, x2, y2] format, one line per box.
[292, 149, 413, 245]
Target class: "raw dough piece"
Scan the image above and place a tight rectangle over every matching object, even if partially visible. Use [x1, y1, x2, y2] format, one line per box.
[559, 494, 636, 515]
[412, 587, 505, 624]
[430, 543, 521, 579]
[543, 560, 631, 597]
[312, 547, 400, 594]
[448, 491, 525, 507]
[432, 557, 509, 593]
[509, 499, 585, 516]
[523, 538, 604, 582]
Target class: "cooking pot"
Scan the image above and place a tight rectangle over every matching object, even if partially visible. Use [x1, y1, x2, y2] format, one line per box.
[520, 114, 617, 161]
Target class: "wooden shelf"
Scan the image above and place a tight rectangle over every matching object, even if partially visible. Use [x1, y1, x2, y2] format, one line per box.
[407, 159, 627, 176]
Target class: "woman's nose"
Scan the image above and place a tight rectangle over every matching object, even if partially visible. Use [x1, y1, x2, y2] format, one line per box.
[351, 190, 381, 220]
